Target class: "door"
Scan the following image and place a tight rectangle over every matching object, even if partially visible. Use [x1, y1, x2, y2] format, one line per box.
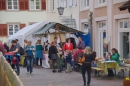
[119, 32, 129, 59]
[99, 30, 107, 58]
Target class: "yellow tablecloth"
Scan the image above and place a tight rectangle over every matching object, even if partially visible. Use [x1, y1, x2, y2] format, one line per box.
[97, 61, 120, 75]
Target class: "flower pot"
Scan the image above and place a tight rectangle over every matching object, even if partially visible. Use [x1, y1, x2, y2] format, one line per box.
[123, 80, 130, 86]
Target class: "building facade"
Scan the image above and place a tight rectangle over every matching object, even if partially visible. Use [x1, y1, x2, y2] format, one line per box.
[0, 0, 130, 59]
[0, 0, 46, 42]
[46, 0, 80, 30]
[79, 0, 130, 58]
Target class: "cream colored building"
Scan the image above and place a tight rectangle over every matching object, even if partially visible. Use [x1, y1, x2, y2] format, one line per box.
[0, 0, 47, 42]
[46, 0, 80, 30]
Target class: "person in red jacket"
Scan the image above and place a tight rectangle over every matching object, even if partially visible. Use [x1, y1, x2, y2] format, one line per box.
[63, 38, 73, 52]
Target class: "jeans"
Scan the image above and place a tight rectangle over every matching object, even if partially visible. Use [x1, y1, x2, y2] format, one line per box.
[12, 63, 20, 75]
[82, 63, 91, 85]
[58, 58, 62, 71]
[12, 55, 20, 75]
[27, 57, 33, 73]
[71, 61, 77, 68]
[36, 58, 42, 66]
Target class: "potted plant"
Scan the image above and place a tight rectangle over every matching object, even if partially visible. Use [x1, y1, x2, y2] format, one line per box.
[123, 68, 130, 86]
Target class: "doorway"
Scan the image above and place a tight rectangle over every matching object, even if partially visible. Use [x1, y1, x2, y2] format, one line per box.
[99, 31, 107, 58]
[119, 32, 129, 59]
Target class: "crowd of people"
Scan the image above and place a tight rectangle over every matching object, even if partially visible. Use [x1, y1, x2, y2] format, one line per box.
[0, 36, 121, 86]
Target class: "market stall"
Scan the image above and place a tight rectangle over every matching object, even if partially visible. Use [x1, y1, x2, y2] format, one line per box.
[33, 22, 85, 68]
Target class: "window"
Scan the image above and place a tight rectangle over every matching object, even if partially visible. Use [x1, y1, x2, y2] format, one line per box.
[99, 21, 106, 29]
[73, 0, 77, 7]
[7, 0, 18, 10]
[30, 0, 41, 10]
[83, 23, 89, 33]
[50, 0, 55, 11]
[8, 24, 19, 36]
[114, 0, 128, 4]
[84, 0, 89, 7]
[119, 20, 129, 29]
[98, 0, 106, 4]
[64, 0, 67, 8]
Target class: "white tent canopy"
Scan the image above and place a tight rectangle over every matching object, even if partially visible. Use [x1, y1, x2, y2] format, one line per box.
[8, 21, 48, 47]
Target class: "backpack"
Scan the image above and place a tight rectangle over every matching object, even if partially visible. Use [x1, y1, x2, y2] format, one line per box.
[19, 47, 25, 55]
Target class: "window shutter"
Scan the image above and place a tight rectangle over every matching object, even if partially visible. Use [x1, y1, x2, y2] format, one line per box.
[2, 0, 6, 10]
[19, 0, 25, 10]
[42, 0, 46, 10]
[2, 24, 7, 36]
[20, 24, 25, 29]
[0, 1, 2, 10]
[25, 0, 29, 10]
[0, 24, 3, 36]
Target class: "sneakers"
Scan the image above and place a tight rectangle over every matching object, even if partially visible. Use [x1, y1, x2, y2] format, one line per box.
[58, 70, 62, 73]
[66, 70, 68, 73]
[66, 70, 72, 73]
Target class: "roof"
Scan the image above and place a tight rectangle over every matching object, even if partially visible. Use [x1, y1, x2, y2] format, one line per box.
[119, 0, 130, 12]
[33, 22, 84, 36]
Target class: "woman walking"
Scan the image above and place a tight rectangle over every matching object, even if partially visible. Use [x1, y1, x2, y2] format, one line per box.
[24, 41, 34, 74]
[35, 40, 43, 68]
[82, 47, 94, 86]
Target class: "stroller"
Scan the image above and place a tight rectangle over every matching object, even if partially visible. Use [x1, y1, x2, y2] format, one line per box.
[4, 52, 19, 73]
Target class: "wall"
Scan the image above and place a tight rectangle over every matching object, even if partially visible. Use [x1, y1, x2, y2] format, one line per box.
[0, 11, 47, 25]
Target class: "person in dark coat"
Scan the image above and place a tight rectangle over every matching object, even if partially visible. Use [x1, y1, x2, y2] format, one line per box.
[49, 42, 60, 73]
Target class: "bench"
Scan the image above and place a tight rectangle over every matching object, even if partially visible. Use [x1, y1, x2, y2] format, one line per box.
[118, 67, 125, 79]
[91, 67, 104, 71]
[91, 67, 104, 77]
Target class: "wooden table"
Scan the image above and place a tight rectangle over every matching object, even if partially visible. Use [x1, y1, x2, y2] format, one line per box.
[97, 61, 119, 75]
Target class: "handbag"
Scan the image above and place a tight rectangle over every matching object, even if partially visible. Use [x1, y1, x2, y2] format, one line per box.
[78, 56, 85, 63]
[51, 54, 58, 60]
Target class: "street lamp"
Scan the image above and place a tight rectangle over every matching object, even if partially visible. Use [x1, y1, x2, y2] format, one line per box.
[57, 7, 64, 16]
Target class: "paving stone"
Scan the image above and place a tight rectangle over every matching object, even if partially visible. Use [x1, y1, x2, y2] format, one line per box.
[19, 67, 123, 86]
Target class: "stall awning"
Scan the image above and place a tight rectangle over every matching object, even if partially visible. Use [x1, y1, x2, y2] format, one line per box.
[34, 22, 56, 35]
[119, 0, 130, 13]
[33, 22, 84, 36]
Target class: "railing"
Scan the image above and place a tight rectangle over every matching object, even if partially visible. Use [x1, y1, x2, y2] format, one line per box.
[0, 52, 23, 86]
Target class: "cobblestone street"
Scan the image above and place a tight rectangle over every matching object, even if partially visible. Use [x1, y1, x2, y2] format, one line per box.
[19, 67, 123, 86]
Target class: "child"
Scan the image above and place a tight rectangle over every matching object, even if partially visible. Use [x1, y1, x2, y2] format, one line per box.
[66, 50, 72, 73]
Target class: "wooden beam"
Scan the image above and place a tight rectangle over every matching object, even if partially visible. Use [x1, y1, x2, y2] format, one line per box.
[56, 23, 62, 46]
